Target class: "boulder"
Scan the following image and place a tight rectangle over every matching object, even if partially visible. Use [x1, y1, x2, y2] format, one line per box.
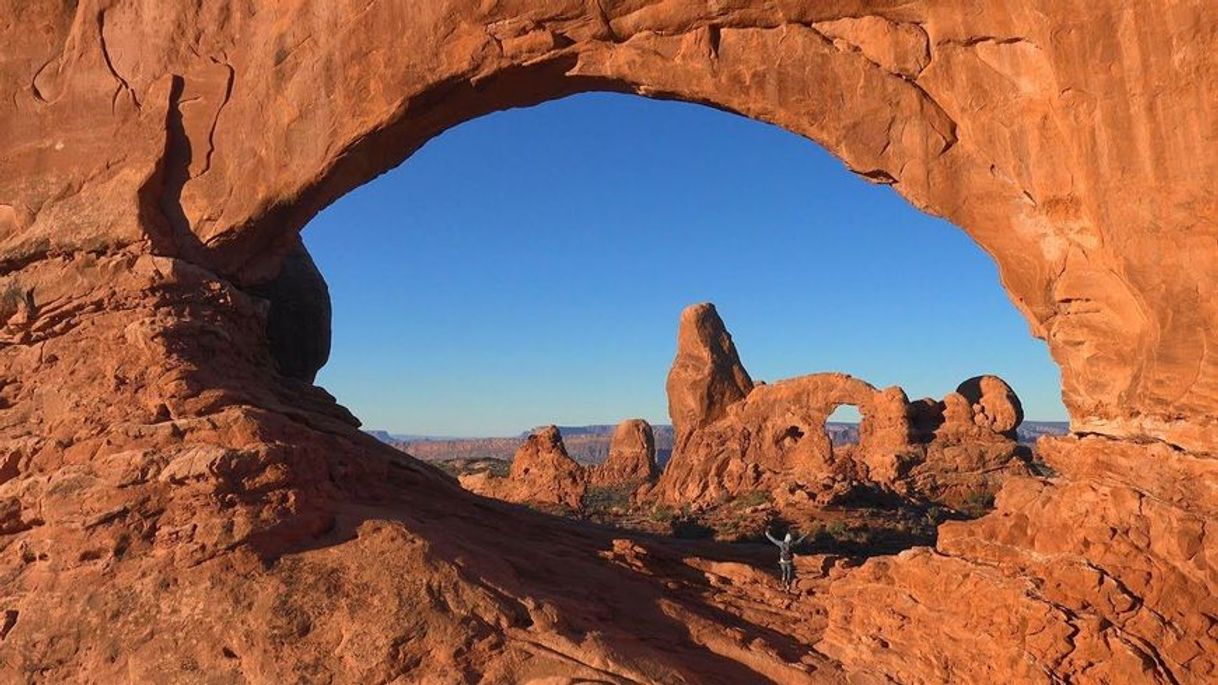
[247, 238, 333, 383]
[957, 375, 1024, 436]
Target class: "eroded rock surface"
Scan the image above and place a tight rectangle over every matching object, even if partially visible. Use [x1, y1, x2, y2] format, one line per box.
[589, 419, 658, 487]
[656, 307, 1031, 510]
[820, 435, 1218, 683]
[1, 1, 1215, 682]
[247, 238, 332, 383]
[666, 303, 754, 455]
[460, 425, 587, 509]
[958, 375, 1024, 436]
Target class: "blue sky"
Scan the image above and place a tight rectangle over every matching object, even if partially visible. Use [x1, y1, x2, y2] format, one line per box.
[303, 92, 1065, 437]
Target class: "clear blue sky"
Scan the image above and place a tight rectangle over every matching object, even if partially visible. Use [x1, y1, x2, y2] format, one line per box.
[303, 92, 1066, 437]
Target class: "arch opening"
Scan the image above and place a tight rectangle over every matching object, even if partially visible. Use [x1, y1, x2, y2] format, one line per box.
[295, 91, 1062, 549]
[6, 4, 1212, 680]
[826, 404, 861, 449]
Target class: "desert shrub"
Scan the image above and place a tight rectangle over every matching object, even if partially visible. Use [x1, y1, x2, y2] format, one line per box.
[0, 281, 28, 321]
[1028, 459, 1058, 478]
[649, 505, 676, 523]
[583, 485, 633, 513]
[924, 505, 950, 526]
[824, 520, 849, 539]
[732, 489, 772, 509]
[670, 515, 714, 540]
[962, 490, 996, 518]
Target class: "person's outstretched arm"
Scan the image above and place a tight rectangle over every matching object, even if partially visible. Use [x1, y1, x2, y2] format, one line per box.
[764, 530, 781, 546]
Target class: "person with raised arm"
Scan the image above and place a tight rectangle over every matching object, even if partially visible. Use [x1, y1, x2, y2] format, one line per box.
[765, 527, 808, 591]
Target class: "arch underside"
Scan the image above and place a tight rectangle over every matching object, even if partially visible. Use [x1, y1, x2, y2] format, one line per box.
[1, 1, 1216, 682]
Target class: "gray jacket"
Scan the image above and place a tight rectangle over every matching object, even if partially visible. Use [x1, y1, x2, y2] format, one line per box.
[765, 531, 807, 563]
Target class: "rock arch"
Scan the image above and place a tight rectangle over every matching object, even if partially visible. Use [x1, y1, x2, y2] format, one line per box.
[6, 2, 1215, 450]
[1, 1, 1216, 682]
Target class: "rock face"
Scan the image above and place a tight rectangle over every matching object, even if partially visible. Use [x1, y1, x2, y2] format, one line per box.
[666, 303, 754, 455]
[819, 435, 1218, 683]
[897, 386, 1033, 508]
[659, 372, 875, 503]
[460, 425, 587, 509]
[656, 307, 1031, 509]
[589, 419, 658, 487]
[957, 375, 1024, 436]
[247, 238, 332, 383]
[1, 1, 1217, 682]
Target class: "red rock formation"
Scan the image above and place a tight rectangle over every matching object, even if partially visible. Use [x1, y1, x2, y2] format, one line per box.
[666, 303, 754, 455]
[820, 435, 1218, 682]
[958, 374, 1024, 436]
[1, 1, 1216, 681]
[589, 419, 658, 487]
[656, 307, 1030, 509]
[460, 425, 587, 509]
[658, 372, 875, 503]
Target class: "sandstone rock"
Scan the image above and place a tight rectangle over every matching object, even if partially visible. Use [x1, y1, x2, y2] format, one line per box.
[657, 307, 1028, 510]
[819, 435, 1218, 682]
[658, 371, 875, 504]
[460, 426, 587, 510]
[666, 303, 753, 455]
[957, 375, 1024, 436]
[0, 497, 29, 535]
[812, 15, 931, 79]
[589, 419, 658, 487]
[247, 238, 332, 384]
[1, 1, 1216, 682]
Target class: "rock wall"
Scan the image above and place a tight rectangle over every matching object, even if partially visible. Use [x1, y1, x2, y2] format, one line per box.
[820, 435, 1218, 682]
[4, 1, 1215, 449]
[1, 1, 1216, 682]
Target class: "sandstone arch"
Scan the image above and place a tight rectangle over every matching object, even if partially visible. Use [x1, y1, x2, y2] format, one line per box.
[2, 1, 1216, 682]
[658, 371, 882, 504]
[7, 2, 1217, 450]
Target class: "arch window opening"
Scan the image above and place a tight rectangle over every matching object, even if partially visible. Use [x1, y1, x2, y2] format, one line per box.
[826, 404, 861, 449]
[298, 92, 1066, 556]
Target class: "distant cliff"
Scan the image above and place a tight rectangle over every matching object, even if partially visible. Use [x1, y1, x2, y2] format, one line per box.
[367, 421, 1069, 464]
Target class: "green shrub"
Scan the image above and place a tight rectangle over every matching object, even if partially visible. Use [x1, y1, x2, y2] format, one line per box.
[649, 505, 676, 523]
[733, 489, 772, 509]
[583, 485, 633, 513]
[824, 521, 849, 539]
[961, 490, 996, 518]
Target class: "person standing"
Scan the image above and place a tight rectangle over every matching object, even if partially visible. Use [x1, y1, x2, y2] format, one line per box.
[765, 528, 808, 591]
